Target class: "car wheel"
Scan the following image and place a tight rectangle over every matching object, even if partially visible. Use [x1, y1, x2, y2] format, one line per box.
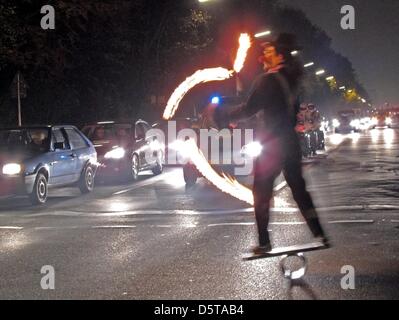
[79, 165, 95, 194]
[183, 163, 198, 186]
[130, 154, 139, 181]
[30, 172, 48, 205]
[152, 152, 163, 175]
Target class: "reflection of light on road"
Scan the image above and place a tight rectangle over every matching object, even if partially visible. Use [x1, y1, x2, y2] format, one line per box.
[273, 196, 289, 208]
[329, 134, 344, 146]
[2, 233, 28, 250]
[108, 201, 130, 212]
[178, 216, 198, 229]
[164, 169, 187, 188]
[383, 128, 394, 148]
[370, 129, 380, 143]
[349, 132, 360, 144]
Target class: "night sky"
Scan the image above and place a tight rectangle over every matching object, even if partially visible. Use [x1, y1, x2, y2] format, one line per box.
[279, 0, 399, 107]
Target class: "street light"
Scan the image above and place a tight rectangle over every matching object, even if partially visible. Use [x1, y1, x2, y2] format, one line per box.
[339, 86, 346, 90]
[326, 76, 335, 81]
[254, 30, 271, 38]
[304, 62, 314, 68]
[291, 50, 299, 56]
[315, 69, 325, 76]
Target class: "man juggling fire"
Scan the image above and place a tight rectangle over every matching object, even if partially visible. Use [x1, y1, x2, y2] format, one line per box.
[205, 33, 329, 254]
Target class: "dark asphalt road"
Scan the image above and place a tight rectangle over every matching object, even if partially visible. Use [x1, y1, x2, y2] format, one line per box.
[0, 129, 398, 299]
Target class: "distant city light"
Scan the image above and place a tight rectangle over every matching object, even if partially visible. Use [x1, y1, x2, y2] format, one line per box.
[339, 86, 346, 90]
[254, 30, 271, 38]
[98, 121, 115, 124]
[304, 62, 314, 68]
[326, 76, 335, 81]
[315, 69, 325, 75]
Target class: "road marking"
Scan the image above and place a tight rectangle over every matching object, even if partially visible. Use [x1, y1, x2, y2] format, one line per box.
[328, 220, 374, 224]
[391, 220, 399, 223]
[318, 205, 364, 212]
[208, 222, 255, 227]
[20, 206, 298, 218]
[368, 205, 399, 210]
[21, 202, 399, 219]
[34, 226, 82, 230]
[173, 208, 254, 215]
[100, 207, 297, 216]
[274, 181, 287, 192]
[0, 226, 24, 230]
[91, 225, 136, 229]
[207, 221, 304, 227]
[269, 222, 305, 225]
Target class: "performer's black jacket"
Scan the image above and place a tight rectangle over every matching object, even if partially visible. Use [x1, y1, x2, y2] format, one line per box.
[215, 63, 301, 138]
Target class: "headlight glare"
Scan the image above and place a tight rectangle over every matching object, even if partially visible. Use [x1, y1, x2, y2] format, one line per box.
[2, 163, 22, 175]
[104, 147, 126, 159]
[241, 141, 263, 158]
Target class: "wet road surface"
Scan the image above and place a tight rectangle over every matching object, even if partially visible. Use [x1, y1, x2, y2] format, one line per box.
[0, 129, 398, 299]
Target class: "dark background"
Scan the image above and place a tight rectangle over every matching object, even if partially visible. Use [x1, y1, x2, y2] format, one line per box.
[0, 0, 373, 126]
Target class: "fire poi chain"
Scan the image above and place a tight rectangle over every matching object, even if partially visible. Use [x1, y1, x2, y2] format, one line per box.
[162, 34, 255, 205]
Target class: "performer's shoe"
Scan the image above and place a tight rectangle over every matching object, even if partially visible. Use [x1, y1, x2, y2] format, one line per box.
[251, 244, 272, 255]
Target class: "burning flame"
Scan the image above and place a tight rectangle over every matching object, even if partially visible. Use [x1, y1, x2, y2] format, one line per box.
[184, 139, 254, 205]
[162, 33, 255, 205]
[233, 33, 251, 73]
[163, 68, 233, 120]
[163, 33, 252, 120]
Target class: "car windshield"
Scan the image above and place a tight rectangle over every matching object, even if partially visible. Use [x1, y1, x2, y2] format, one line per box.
[0, 128, 50, 153]
[87, 124, 133, 142]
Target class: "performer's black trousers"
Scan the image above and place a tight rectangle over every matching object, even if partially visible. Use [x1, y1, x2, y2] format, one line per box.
[253, 131, 325, 246]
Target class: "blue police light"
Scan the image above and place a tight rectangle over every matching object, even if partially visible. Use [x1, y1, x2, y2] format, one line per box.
[211, 96, 220, 104]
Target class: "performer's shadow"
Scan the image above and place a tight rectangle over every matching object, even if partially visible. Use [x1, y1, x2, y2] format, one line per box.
[286, 279, 319, 300]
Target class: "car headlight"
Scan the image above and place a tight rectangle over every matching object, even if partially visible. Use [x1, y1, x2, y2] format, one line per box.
[350, 119, 360, 128]
[2, 163, 22, 175]
[385, 117, 392, 125]
[104, 147, 126, 159]
[371, 117, 378, 125]
[241, 141, 263, 158]
[332, 119, 340, 128]
[168, 140, 190, 158]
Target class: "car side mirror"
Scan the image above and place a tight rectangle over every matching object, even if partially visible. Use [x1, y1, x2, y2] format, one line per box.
[54, 142, 65, 150]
